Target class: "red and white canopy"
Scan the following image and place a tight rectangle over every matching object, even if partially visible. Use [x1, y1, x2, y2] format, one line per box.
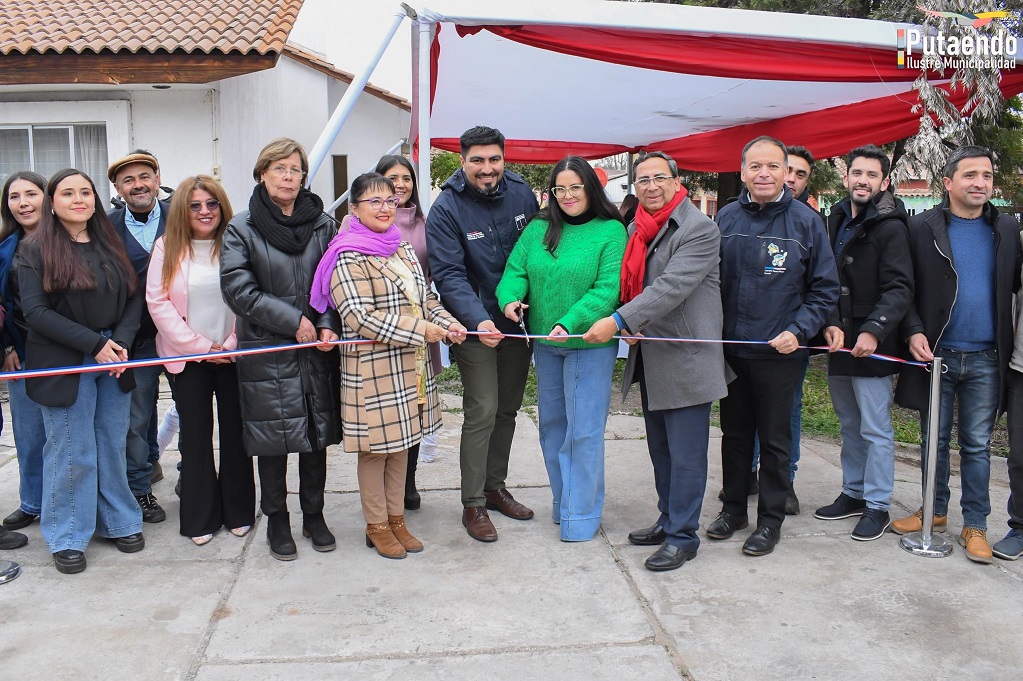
[413, 0, 1023, 171]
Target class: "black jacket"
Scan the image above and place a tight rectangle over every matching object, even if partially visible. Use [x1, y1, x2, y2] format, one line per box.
[108, 199, 168, 346]
[426, 169, 539, 335]
[16, 239, 142, 407]
[716, 186, 839, 359]
[894, 198, 1022, 413]
[826, 192, 913, 377]
[220, 209, 342, 456]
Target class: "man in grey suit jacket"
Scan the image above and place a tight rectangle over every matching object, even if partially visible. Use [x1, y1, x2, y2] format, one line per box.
[585, 151, 729, 571]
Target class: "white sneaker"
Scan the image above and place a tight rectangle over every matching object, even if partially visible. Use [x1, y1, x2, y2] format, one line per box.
[419, 433, 438, 463]
[157, 404, 180, 456]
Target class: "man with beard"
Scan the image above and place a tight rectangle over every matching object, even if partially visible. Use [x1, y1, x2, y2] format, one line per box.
[813, 145, 913, 541]
[709, 136, 839, 557]
[786, 146, 819, 211]
[893, 146, 1022, 563]
[427, 126, 539, 542]
[107, 150, 169, 524]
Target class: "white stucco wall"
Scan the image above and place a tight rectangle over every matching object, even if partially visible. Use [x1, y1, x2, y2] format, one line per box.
[126, 89, 217, 192]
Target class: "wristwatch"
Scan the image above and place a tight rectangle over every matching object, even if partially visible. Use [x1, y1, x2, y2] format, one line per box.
[4, 346, 14, 356]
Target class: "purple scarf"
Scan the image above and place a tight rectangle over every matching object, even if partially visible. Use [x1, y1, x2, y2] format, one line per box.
[310, 215, 401, 312]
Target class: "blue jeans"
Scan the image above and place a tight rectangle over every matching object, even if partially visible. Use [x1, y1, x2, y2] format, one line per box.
[39, 357, 142, 552]
[752, 355, 807, 480]
[534, 343, 616, 541]
[126, 338, 162, 496]
[828, 375, 896, 510]
[919, 346, 999, 530]
[8, 375, 45, 515]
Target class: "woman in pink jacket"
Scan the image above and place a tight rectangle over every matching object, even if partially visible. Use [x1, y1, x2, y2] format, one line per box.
[146, 175, 255, 545]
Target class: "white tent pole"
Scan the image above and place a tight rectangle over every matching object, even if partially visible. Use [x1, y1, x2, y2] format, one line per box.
[306, 5, 413, 185]
[416, 18, 433, 216]
[325, 138, 406, 214]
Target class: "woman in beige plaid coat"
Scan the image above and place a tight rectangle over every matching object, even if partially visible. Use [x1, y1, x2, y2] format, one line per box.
[311, 173, 466, 559]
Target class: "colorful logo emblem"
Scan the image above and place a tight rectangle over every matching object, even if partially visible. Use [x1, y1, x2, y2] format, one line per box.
[916, 6, 1011, 28]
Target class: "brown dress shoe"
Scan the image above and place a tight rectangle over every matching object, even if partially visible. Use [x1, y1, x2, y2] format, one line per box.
[462, 507, 498, 542]
[388, 515, 424, 553]
[365, 522, 406, 559]
[484, 488, 534, 520]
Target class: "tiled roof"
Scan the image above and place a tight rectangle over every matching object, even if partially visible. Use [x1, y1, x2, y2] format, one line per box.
[0, 0, 304, 56]
[283, 43, 412, 112]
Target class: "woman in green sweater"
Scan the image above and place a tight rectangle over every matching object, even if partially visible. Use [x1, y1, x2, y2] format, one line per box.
[496, 156, 626, 541]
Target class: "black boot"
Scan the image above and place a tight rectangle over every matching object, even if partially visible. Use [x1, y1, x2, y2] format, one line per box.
[302, 513, 336, 552]
[405, 444, 421, 510]
[0, 526, 28, 550]
[266, 512, 297, 561]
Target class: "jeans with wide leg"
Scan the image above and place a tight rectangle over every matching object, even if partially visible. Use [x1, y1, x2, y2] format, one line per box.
[1004, 369, 1023, 532]
[39, 357, 142, 552]
[172, 361, 255, 537]
[450, 337, 532, 507]
[827, 374, 896, 511]
[919, 346, 998, 530]
[534, 343, 616, 541]
[640, 370, 712, 553]
[8, 375, 45, 515]
[719, 355, 804, 530]
[125, 338, 162, 496]
[257, 449, 328, 517]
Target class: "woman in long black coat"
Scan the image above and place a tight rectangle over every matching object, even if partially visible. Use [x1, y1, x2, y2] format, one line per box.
[220, 138, 341, 562]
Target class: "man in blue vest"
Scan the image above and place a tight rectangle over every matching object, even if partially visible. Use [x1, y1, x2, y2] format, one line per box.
[107, 151, 168, 524]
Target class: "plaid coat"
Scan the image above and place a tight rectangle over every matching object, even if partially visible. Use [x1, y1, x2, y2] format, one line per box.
[331, 242, 458, 454]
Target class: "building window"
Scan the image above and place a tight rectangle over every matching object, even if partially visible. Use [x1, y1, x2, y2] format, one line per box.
[0, 124, 110, 206]
[705, 198, 717, 218]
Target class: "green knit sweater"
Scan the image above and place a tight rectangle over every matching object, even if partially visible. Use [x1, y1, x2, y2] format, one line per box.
[496, 215, 626, 349]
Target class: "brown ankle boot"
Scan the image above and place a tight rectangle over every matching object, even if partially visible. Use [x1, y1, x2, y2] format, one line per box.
[388, 515, 424, 553]
[365, 522, 406, 559]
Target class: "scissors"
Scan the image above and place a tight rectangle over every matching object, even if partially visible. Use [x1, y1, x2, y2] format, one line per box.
[515, 302, 530, 347]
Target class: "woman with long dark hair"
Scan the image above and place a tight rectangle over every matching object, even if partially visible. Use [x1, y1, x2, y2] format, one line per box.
[496, 156, 626, 541]
[220, 138, 342, 561]
[147, 175, 255, 546]
[0, 171, 48, 541]
[373, 154, 443, 507]
[312, 172, 465, 559]
[17, 168, 145, 573]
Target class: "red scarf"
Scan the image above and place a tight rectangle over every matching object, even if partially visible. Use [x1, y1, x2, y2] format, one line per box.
[620, 186, 687, 303]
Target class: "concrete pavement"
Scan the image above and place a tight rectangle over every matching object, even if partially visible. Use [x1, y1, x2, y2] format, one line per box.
[0, 387, 1020, 680]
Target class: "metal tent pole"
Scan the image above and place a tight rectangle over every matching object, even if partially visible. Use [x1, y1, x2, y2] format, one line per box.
[415, 17, 433, 216]
[900, 356, 954, 558]
[306, 5, 413, 185]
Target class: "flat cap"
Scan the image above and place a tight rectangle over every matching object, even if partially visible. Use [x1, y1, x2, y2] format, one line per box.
[107, 153, 159, 183]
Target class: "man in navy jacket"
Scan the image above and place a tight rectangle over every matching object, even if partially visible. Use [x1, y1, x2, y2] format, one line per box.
[709, 136, 839, 557]
[426, 126, 539, 543]
[892, 146, 1022, 563]
[107, 151, 168, 524]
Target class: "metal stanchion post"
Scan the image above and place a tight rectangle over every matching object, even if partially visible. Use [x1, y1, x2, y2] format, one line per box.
[901, 355, 954, 558]
[0, 559, 20, 584]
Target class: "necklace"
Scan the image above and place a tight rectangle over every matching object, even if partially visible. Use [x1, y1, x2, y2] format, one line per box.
[70, 227, 88, 242]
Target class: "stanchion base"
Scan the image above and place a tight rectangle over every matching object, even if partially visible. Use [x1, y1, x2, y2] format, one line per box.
[0, 559, 21, 584]
[900, 532, 954, 558]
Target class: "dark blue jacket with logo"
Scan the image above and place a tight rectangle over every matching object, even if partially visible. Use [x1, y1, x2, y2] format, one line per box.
[426, 169, 539, 335]
[716, 186, 839, 359]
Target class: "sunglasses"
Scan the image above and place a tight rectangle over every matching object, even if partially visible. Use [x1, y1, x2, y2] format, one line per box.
[188, 199, 220, 213]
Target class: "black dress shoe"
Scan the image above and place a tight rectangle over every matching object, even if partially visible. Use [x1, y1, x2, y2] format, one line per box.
[644, 544, 697, 571]
[706, 511, 749, 540]
[742, 526, 780, 556]
[113, 532, 146, 553]
[0, 527, 28, 550]
[53, 549, 86, 574]
[628, 523, 666, 546]
[3, 509, 39, 530]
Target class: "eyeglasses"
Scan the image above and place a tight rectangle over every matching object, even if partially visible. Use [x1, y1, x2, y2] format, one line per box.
[635, 175, 673, 189]
[268, 165, 305, 178]
[188, 199, 220, 213]
[550, 184, 585, 198]
[352, 197, 400, 211]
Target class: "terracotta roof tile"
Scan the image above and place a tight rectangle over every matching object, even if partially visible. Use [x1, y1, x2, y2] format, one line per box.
[0, 0, 305, 56]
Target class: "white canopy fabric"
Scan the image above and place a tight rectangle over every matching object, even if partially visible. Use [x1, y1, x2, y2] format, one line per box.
[412, 0, 1023, 171]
